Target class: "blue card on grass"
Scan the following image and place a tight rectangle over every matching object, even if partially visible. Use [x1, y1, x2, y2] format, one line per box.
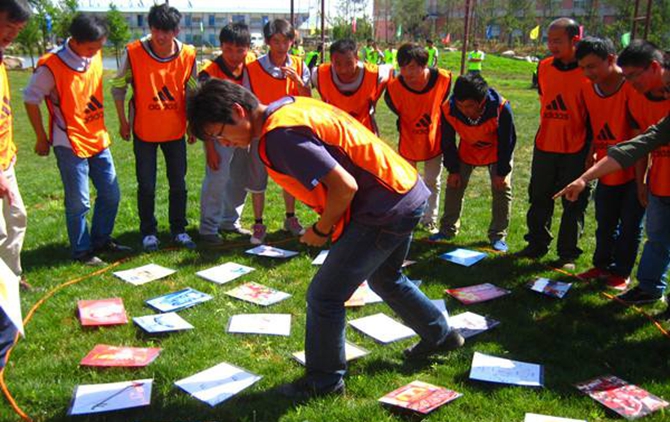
[146, 288, 212, 312]
[439, 248, 487, 267]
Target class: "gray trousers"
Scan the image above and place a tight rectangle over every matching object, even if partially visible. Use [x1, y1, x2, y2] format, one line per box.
[439, 162, 512, 241]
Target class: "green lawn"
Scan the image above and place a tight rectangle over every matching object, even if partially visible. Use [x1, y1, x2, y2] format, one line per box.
[1, 52, 669, 422]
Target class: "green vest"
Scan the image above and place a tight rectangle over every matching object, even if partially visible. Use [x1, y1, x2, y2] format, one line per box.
[364, 47, 378, 64]
[384, 48, 397, 68]
[426, 46, 438, 67]
[467, 50, 484, 71]
[305, 51, 319, 67]
[290, 46, 305, 57]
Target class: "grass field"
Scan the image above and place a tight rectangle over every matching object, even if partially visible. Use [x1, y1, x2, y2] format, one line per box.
[1, 51, 669, 422]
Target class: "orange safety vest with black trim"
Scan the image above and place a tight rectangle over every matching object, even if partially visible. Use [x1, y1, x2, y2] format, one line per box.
[441, 95, 507, 167]
[386, 68, 451, 161]
[583, 81, 636, 186]
[0, 62, 16, 171]
[127, 40, 196, 142]
[316, 63, 384, 133]
[258, 97, 419, 242]
[200, 52, 256, 82]
[247, 55, 305, 104]
[535, 57, 590, 153]
[37, 51, 110, 158]
[628, 89, 670, 196]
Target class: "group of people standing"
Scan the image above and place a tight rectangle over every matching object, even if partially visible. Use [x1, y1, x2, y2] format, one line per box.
[1, 0, 669, 404]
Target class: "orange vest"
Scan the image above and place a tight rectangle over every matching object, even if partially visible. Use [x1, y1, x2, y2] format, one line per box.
[259, 97, 419, 241]
[582, 81, 636, 186]
[0, 62, 16, 171]
[247, 55, 305, 104]
[127, 40, 196, 142]
[442, 96, 507, 167]
[535, 57, 590, 153]
[628, 89, 670, 196]
[38, 51, 110, 158]
[386, 68, 451, 161]
[200, 52, 255, 82]
[316, 63, 384, 133]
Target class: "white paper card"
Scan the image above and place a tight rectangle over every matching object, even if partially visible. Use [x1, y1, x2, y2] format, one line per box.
[113, 263, 176, 286]
[133, 312, 194, 333]
[311, 250, 329, 265]
[69, 379, 152, 415]
[524, 413, 586, 422]
[227, 313, 291, 336]
[292, 341, 369, 365]
[196, 262, 255, 285]
[440, 248, 487, 267]
[348, 313, 416, 343]
[0, 258, 23, 336]
[449, 312, 500, 339]
[175, 362, 261, 407]
[469, 352, 544, 387]
[245, 245, 298, 258]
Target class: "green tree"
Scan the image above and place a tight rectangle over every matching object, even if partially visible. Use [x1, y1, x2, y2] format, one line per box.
[15, 18, 42, 67]
[52, 0, 78, 42]
[27, 0, 55, 54]
[391, 0, 426, 40]
[107, 3, 131, 67]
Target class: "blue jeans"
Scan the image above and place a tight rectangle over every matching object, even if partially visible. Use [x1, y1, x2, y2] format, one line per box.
[0, 308, 16, 368]
[54, 147, 120, 258]
[199, 142, 249, 235]
[304, 203, 450, 388]
[636, 194, 670, 295]
[133, 138, 187, 236]
[593, 181, 645, 276]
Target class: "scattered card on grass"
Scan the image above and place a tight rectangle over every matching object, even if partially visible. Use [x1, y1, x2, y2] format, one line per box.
[445, 283, 511, 305]
[345, 281, 383, 307]
[227, 313, 291, 336]
[292, 341, 369, 365]
[448, 312, 500, 339]
[527, 278, 572, 299]
[524, 413, 586, 422]
[311, 250, 329, 265]
[379, 380, 462, 414]
[146, 288, 212, 312]
[469, 351, 544, 387]
[245, 245, 298, 258]
[175, 362, 262, 407]
[348, 313, 416, 343]
[224, 282, 291, 306]
[133, 312, 194, 333]
[439, 248, 487, 267]
[0, 258, 24, 336]
[78, 298, 128, 326]
[68, 379, 152, 415]
[196, 262, 255, 285]
[575, 375, 669, 420]
[402, 259, 417, 268]
[112, 263, 176, 286]
[80, 344, 161, 367]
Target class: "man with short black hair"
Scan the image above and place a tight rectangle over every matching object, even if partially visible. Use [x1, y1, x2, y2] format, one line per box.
[572, 36, 645, 290]
[433, 73, 516, 252]
[0, 0, 31, 369]
[519, 18, 591, 270]
[385, 43, 452, 233]
[112, 3, 198, 252]
[312, 39, 392, 135]
[425, 39, 438, 68]
[187, 78, 463, 399]
[245, 19, 311, 244]
[25, 13, 129, 266]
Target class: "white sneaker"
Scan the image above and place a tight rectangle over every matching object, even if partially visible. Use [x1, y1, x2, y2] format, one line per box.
[142, 235, 160, 252]
[174, 232, 197, 249]
[250, 223, 267, 245]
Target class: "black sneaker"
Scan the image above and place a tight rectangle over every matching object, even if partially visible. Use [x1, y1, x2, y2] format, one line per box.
[276, 378, 345, 400]
[94, 238, 133, 253]
[404, 330, 465, 360]
[617, 287, 664, 305]
[516, 245, 548, 259]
